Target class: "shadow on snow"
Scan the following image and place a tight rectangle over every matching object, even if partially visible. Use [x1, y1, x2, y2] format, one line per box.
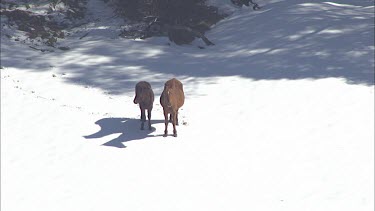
[84, 117, 165, 148]
[1, 0, 374, 95]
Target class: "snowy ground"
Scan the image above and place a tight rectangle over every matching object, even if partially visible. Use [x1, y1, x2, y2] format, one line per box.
[1, 0, 374, 211]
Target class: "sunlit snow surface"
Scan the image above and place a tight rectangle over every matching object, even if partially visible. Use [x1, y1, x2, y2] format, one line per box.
[1, 0, 374, 210]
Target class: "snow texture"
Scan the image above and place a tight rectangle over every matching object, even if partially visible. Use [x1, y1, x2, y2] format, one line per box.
[1, 0, 374, 211]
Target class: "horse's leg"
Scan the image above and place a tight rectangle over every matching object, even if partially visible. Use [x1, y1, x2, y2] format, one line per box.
[147, 108, 152, 130]
[169, 113, 173, 123]
[176, 109, 179, 126]
[139, 106, 144, 121]
[163, 109, 169, 137]
[140, 107, 146, 121]
[172, 111, 177, 137]
[140, 108, 145, 130]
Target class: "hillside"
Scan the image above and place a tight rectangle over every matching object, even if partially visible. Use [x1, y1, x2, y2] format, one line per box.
[1, 0, 374, 211]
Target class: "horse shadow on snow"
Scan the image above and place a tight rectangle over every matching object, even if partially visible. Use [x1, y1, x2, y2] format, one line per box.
[84, 118, 165, 148]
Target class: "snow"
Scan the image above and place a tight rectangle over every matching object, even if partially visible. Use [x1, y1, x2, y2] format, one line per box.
[1, 0, 374, 211]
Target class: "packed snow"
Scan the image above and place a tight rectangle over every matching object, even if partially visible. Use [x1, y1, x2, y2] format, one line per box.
[1, 0, 374, 211]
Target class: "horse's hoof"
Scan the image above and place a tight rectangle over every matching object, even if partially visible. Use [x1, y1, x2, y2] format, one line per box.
[173, 133, 177, 137]
[163, 134, 168, 137]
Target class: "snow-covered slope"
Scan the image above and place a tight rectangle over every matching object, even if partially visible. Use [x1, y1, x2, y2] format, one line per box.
[1, 0, 374, 211]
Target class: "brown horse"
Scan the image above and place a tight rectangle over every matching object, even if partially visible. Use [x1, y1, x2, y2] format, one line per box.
[134, 81, 154, 130]
[160, 78, 185, 137]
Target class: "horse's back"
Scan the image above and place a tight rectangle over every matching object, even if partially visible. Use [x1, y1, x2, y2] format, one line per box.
[162, 78, 185, 110]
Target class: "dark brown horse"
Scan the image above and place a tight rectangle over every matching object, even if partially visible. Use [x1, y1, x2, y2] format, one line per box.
[134, 81, 154, 130]
[160, 78, 185, 137]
